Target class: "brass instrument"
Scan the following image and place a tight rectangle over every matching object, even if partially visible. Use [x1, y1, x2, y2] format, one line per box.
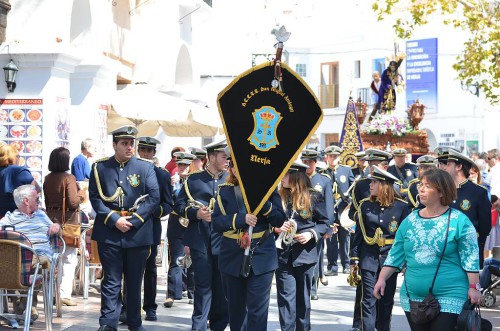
[176, 254, 192, 268]
[275, 219, 297, 249]
[347, 261, 362, 287]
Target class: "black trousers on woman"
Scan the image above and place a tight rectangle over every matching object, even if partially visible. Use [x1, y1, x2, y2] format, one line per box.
[404, 311, 459, 331]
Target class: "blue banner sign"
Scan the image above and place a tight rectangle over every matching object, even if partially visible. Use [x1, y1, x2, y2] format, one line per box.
[406, 38, 438, 113]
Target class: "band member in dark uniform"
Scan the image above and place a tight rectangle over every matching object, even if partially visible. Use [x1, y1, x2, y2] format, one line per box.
[174, 140, 229, 331]
[212, 147, 285, 331]
[350, 166, 410, 331]
[89, 126, 160, 331]
[275, 161, 329, 331]
[352, 151, 368, 179]
[387, 148, 418, 199]
[348, 148, 391, 331]
[407, 155, 437, 210]
[444, 149, 491, 267]
[164, 152, 196, 308]
[322, 145, 355, 277]
[300, 149, 334, 300]
[134, 137, 174, 321]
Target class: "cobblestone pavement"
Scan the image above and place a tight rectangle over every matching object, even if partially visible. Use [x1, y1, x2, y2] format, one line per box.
[2, 267, 499, 330]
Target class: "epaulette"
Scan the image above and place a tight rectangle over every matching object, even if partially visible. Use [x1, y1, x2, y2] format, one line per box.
[408, 178, 420, 185]
[94, 157, 109, 163]
[186, 169, 204, 178]
[395, 197, 408, 204]
[137, 157, 154, 164]
[156, 165, 170, 173]
[218, 182, 234, 188]
[358, 197, 371, 207]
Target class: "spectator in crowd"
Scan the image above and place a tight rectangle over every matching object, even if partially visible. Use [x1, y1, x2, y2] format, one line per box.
[0, 143, 38, 217]
[485, 149, 500, 196]
[44, 147, 85, 307]
[0, 184, 61, 322]
[375, 168, 481, 331]
[484, 195, 500, 259]
[71, 138, 96, 182]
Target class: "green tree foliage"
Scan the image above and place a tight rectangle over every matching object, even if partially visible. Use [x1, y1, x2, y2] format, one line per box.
[373, 0, 500, 105]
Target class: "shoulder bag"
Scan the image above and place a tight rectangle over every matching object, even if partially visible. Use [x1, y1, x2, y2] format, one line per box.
[61, 179, 82, 248]
[456, 299, 482, 331]
[405, 209, 451, 325]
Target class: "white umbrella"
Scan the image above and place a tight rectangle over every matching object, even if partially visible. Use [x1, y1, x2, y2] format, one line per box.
[109, 84, 222, 137]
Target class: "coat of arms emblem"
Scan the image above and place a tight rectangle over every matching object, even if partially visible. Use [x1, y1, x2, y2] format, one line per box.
[248, 106, 282, 151]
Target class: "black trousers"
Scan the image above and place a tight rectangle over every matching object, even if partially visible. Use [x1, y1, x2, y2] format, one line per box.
[143, 244, 158, 312]
[221, 270, 274, 331]
[404, 311, 459, 331]
[360, 268, 397, 331]
[190, 249, 228, 331]
[326, 226, 350, 270]
[167, 236, 184, 300]
[98, 243, 149, 329]
[311, 238, 324, 296]
[276, 262, 315, 331]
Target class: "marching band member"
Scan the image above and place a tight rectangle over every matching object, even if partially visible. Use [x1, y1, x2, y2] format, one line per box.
[322, 145, 355, 277]
[406, 155, 437, 210]
[212, 147, 285, 331]
[349, 165, 410, 331]
[164, 152, 196, 308]
[275, 161, 329, 331]
[174, 140, 229, 331]
[89, 126, 160, 331]
[300, 149, 334, 300]
[387, 148, 418, 199]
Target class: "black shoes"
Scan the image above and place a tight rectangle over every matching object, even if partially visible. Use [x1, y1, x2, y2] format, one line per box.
[188, 299, 194, 305]
[97, 326, 117, 331]
[311, 294, 319, 300]
[119, 310, 127, 324]
[163, 298, 174, 308]
[145, 310, 157, 321]
[320, 276, 329, 286]
[128, 326, 145, 331]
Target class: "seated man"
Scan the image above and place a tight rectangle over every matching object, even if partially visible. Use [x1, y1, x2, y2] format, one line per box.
[0, 184, 60, 321]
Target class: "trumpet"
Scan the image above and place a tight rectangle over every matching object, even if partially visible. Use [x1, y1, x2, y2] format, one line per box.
[176, 254, 192, 268]
[275, 219, 297, 249]
[347, 261, 362, 287]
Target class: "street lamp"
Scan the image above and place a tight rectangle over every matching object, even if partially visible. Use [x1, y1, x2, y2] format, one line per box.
[3, 59, 18, 93]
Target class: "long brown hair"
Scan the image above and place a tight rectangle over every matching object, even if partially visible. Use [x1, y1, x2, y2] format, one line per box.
[278, 171, 312, 217]
[226, 166, 239, 185]
[370, 181, 395, 207]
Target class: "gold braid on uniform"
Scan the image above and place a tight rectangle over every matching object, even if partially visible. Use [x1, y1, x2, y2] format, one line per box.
[357, 198, 384, 246]
[92, 162, 125, 206]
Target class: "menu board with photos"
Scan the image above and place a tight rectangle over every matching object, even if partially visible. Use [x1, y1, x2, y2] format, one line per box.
[0, 99, 43, 184]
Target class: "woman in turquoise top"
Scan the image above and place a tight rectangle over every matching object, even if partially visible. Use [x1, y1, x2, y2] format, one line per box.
[374, 168, 481, 331]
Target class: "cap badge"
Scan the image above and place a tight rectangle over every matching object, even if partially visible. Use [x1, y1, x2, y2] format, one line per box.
[127, 126, 133, 134]
[127, 174, 140, 188]
[146, 137, 151, 143]
[249, 106, 282, 152]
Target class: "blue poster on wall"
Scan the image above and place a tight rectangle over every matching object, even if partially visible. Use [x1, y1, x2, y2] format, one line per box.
[405, 38, 438, 113]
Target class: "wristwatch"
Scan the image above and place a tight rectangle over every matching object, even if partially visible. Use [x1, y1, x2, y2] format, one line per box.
[469, 283, 481, 291]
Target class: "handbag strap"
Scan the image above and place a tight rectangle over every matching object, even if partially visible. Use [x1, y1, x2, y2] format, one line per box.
[405, 208, 451, 298]
[62, 178, 66, 225]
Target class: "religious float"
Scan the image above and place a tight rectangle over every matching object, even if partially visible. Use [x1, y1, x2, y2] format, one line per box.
[354, 98, 429, 155]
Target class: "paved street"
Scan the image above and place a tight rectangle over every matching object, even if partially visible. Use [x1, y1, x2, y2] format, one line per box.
[4, 262, 500, 331]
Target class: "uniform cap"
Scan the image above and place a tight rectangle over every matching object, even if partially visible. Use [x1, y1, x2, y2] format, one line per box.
[223, 146, 232, 161]
[300, 149, 319, 161]
[110, 126, 138, 139]
[447, 149, 475, 168]
[288, 160, 309, 173]
[416, 155, 437, 166]
[392, 148, 407, 156]
[434, 147, 460, 164]
[137, 136, 160, 149]
[370, 165, 399, 184]
[354, 151, 366, 160]
[324, 145, 343, 155]
[188, 147, 207, 159]
[174, 152, 197, 165]
[364, 148, 391, 161]
[203, 139, 227, 153]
